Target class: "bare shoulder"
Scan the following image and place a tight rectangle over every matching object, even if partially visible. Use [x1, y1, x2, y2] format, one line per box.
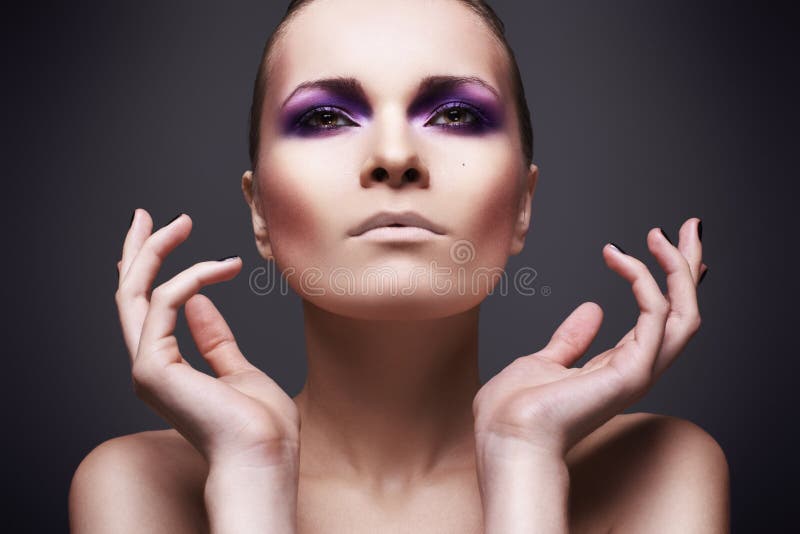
[69, 429, 209, 534]
[566, 412, 730, 534]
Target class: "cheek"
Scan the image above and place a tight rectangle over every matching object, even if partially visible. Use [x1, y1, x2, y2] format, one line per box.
[256, 140, 359, 272]
[256, 155, 323, 269]
[446, 148, 521, 266]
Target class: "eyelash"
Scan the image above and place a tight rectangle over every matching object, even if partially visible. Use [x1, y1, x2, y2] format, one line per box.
[293, 102, 488, 132]
[425, 101, 488, 130]
[295, 106, 357, 131]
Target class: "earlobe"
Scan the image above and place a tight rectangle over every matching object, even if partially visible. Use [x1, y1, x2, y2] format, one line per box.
[241, 170, 274, 260]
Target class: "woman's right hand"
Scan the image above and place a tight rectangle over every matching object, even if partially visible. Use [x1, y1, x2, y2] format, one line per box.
[114, 209, 300, 469]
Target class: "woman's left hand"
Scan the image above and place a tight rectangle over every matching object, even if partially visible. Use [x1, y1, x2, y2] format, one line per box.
[472, 218, 706, 459]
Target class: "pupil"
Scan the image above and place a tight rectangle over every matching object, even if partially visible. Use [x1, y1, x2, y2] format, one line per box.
[320, 112, 334, 125]
[447, 109, 462, 122]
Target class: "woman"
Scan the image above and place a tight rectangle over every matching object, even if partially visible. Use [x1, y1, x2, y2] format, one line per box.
[69, 0, 728, 532]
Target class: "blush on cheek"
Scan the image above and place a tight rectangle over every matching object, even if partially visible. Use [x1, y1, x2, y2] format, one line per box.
[466, 164, 520, 258]
[258, 172, 320, 267]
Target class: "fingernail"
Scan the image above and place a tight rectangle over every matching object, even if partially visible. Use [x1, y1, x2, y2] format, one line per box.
[698, 267, 708, 286]
[217, 255, 239, 262]
[169, 213, 184, 225]
[129, 209, 136, 227]
[609, 242, 626, 255]
[697, 220, 703, 242]
[658, 227, 673, 245]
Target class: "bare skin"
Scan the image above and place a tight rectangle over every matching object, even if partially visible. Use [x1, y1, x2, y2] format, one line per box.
[69, 412, 728, 533]
[70, 0, 728, 531]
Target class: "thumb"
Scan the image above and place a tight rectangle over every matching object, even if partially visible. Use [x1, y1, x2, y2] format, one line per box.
[537, 301, 603, 367]
[185, 293, 256, 377]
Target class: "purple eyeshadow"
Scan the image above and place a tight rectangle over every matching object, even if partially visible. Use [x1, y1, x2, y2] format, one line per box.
[281, 88, 370, 136]
[279, 79, 505, 137]
[409, 84, 504, 131]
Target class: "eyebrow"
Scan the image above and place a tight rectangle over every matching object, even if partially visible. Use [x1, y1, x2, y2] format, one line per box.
[279, 75, 501, 111]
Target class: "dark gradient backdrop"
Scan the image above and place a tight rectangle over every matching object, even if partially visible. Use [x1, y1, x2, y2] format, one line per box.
[4, 1, 797, 532]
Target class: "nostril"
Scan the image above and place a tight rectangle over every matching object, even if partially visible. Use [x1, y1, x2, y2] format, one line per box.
[372, 168, 389, 181]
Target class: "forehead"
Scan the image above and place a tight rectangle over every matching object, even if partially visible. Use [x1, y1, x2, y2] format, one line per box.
[268, 0, 510, 105]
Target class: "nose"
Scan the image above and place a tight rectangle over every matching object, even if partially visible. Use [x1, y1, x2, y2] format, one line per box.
[359, 110, 430, 189]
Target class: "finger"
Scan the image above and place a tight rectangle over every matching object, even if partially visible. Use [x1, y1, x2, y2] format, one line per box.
[677, 217, 703, 282]
[120, 209, 154, 281]
[119, 213, 192, 290]
[611, 220, 705, 350]
[537, 302, 604, 367]
[601, 243, 669, 385]
[115, 214, 193, 358]
[185, 293, 257, 377]
[136, 257, 242, 370]
[645, 227, 702, 377]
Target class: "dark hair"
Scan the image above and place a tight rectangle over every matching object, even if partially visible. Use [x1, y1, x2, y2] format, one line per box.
[247, 0, 533, 173]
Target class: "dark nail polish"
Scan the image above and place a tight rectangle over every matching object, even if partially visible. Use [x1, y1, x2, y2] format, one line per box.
[609, 241, 626, 255]
[129, 210, 136, 227]
[698, 267, 708, 285]
[217, 255, 239, 262]
[659, 227, 673, 245]
[697, 220, 703, 242]
[169, 213, 184, 225]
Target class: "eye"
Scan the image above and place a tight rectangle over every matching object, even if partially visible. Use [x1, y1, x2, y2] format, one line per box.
[425, 102, 487, 129]
[295, 106, 358, 131]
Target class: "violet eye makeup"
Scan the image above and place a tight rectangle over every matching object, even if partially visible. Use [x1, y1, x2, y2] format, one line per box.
[294, 106, 359, 133]
[280, 86, 368, 137]
[423, 101, 495, 132]
[278, 75, 506, 137]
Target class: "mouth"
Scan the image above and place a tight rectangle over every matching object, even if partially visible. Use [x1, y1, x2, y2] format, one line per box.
[348, 210, 446, 237]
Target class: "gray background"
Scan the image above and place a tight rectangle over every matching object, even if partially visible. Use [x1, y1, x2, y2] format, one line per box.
[3, 1, 796, 532]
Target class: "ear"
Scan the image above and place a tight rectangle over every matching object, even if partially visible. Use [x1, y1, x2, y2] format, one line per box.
[241, 170, 274, 260]
[509, 163, 538, 256]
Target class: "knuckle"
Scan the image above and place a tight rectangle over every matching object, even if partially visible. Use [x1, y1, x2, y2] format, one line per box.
[656, 297, 671, 316]
[114, 284, 131, 302]
[629, 256, 646, 273]
[130, 361, 154, 396]
[687, 313, 702, 334]
[149, 285, 169, 304]
[510, 355, 528, 367]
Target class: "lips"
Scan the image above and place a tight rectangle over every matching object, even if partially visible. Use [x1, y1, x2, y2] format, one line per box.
[348, 210, 446, 237]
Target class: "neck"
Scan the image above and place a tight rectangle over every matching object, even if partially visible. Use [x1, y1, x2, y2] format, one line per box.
[294, 299, 482, 491]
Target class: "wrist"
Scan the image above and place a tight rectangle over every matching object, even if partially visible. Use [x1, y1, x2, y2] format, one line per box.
[475, 428, 565, 463]
[204, 450, 299, 534]
[474, 432, 570, 534]
[209, 437, 300, 469]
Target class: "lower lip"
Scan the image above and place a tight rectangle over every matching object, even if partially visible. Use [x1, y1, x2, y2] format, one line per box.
[355, 226, 441, 241]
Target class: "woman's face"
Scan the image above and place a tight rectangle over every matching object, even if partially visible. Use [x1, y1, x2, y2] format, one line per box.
[245, 0, 537, 320]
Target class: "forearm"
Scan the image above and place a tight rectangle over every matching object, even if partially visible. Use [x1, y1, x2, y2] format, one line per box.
[476, 433, 570, 534]
[204, 454, 299, 534]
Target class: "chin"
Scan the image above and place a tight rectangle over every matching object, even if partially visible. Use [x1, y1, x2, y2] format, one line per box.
[302, 288, 486, 321]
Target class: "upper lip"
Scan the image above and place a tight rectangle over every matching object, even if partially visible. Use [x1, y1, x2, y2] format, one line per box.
[348, 210, 446, 236]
